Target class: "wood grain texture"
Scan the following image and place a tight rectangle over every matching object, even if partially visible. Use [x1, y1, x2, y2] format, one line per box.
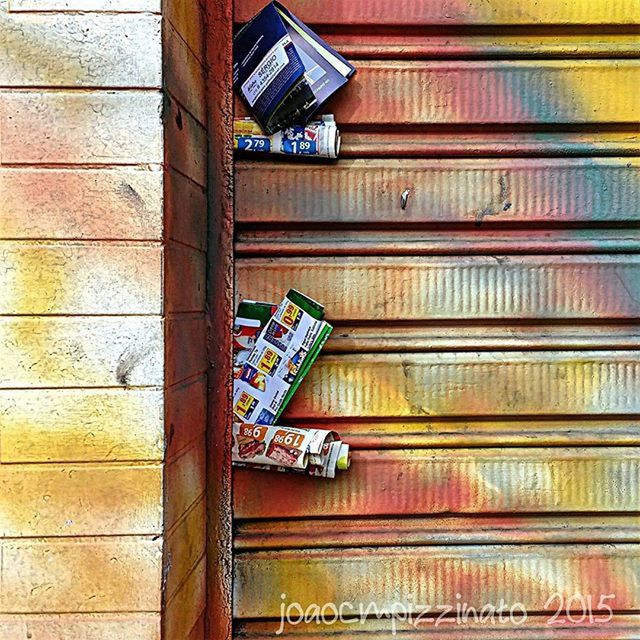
[0, 388, 163, 463]
[235, 544, 640, 618]
[164, 93, 207, 187]
[0, 242, 162, 315]
[165, 242, 206, 313]
[0, 613, 160, 640]
[165, 314, 207, 385]
[0, 90, 163, 164]
[0, 168, 163, 240]
[165, 0, 204, 62]
[0, 537, 162, 613]
[0, 463, 162, 536]
[0, 13, 161, 87]
[0, 316, 162, 387]
[164, 556, 206, 640]
[166, 375, 206, 462]
[164, 21, 206, 125]
[165, 497, 206, 602]
[165, 168, 206, 251]
[236, 158, 640, 225]
[237, 256, 640, 321]
[165, 439, 206, 531]
[234, 448, 640, 518]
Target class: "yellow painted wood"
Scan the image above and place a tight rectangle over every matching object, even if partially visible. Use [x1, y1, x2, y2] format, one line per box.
[8, 0, 160, 11]
[0, 168, 163, 240]
[165, 556, 206, 640]
[0, 13, 161, 87]
[165, 497, 206, 601]
[0, 463, 162, 536]
[0, 613, 160, 640]
[0, 317, 162, 387]
[0, 90, 163, 164]
[164, 439, 206, 531]
[0, 242, 162, 314]
[0, 388, 164, 463]
[0, 537, 162, 612]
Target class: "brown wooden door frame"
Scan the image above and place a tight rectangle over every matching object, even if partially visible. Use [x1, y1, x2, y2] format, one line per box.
[205, 0, 234, 637]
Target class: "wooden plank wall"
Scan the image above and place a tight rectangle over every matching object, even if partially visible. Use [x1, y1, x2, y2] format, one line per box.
[163, 0, 208, 638]
[0, 0, 208, 638]
[0, 0, 164, 636]
[233, 1, 640, 638]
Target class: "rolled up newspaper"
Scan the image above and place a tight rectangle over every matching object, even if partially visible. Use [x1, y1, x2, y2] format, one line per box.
[234, 114, 341, 158]
[233, 423, 350, 478]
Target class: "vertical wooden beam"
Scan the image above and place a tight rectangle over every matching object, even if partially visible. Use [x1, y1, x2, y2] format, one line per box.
[204, 0, 234, 637]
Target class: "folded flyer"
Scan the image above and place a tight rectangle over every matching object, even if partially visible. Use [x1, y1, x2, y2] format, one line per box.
[233, 1, 355, 134]
[232, 423, 350, 478]
[233, 289, 332, 425]
[234, 114, 341, 158]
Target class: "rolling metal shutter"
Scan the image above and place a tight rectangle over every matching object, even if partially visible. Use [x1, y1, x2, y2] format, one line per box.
[232, 1, 640, 637]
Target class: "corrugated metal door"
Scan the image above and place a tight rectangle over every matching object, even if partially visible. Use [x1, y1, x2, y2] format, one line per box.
[232, 1, 640, 637]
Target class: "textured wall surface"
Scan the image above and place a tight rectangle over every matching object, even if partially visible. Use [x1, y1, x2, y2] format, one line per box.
[0, 0, 206, 637]
[233, 1, 640, 638]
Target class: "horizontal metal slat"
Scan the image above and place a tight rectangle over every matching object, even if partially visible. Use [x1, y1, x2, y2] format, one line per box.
[282, 352, 640, 417]
[237, 256, 640, 321]
[234, 544, 640, 618]
[235, 515, 640, 550]
[236, 229, 640, 256]
[236, 61, 640, 125]
[235, 0, 640, 25]
[236, 158, 640, 225]
[339, 131, 640, 157]
[288, 419, 640, 448]
[322, 324, 640, 352]
[233, 447, 640, 518]
[237, 615, 640, 639]
[322, 33, 640, 59]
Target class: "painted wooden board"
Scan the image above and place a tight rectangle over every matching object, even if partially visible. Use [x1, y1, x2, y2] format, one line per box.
[165, 0, 204, 63]
[165, 243, 206, 313]
[165, 439, 206, 531]
[0, 168, 163, 240]
[165, 556, 206, 640]
[0, 613, 160, 640]
[165, 314, 207, 385]
[0, 388, 163, 463]
[235, 0, 640, 25]
[166, 375, 207, 462]
[8, 0, 160, 10]
[0, 13, 161, 87]
[165, 167, 206, 251]
[236, 159, 640, 225]
[0, 317, 162, 387]
[0, 537, 162, 612]
[0, 90, 163, 164]
[235, 515, 640, 550]
[165, 497, 206, 602]
[0, 463, 162, 536]
[238, 256, 640, 321]
[234, 448, 640, 518]
[0, 242, 162, 314]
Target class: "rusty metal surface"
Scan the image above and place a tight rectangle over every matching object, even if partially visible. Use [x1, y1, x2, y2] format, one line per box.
[232, 0, 640, 634]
